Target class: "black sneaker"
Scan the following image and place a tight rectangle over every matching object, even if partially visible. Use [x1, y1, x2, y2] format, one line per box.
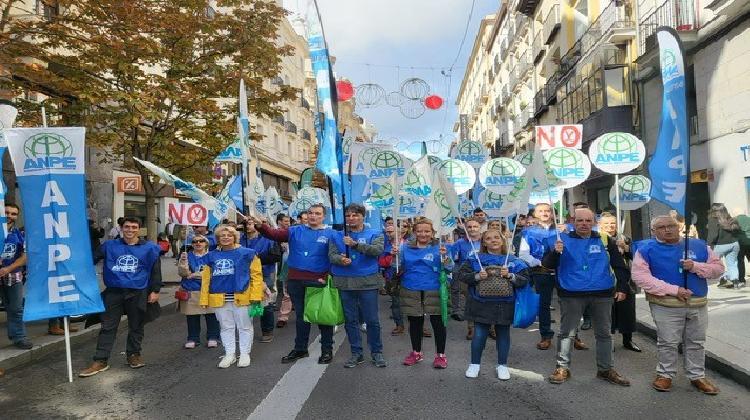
[343, 353, 364, 368]
[371, 353, 387, 368]
[281, 349, 309, 364]
[318, 350, 333, 364]
[13, 340, 32, 350]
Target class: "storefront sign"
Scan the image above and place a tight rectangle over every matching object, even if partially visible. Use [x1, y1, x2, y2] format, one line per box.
[117, 176, 143, 193]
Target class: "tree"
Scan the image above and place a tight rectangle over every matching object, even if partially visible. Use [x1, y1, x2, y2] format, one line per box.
[0, 0, 297, 238]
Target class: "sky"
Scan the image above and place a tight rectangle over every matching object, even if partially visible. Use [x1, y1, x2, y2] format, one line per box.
[282, 0, 498, 158]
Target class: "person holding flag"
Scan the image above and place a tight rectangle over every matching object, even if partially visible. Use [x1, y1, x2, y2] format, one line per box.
[455, 228, 530, 380]
[328, 203, 387, 368]
[176, 234, 219, 350]
[79, 217, 162, 377]
[390, 218, 453, 369]
[449, 217, 483, 340]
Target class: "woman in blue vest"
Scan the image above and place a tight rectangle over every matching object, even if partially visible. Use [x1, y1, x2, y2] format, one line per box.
[391, 218, 453, 369]
[199, 225, 264, 369]
[177, 234, 219, 349]
[456, 228, 530, 380]
[329, 203, 386, 368]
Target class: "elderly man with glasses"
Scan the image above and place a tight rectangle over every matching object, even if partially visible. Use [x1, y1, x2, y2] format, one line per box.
[631, 215, 724, 395]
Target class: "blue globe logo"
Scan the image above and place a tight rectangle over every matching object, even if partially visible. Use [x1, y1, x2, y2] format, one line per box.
[621, 175, 649, 194]
[457, 141, 483, 156]
[115, 255, 139, 273]
[23, 133, 73, 159]
[1, 243, 16, 259]
[370, 151, 403, 170]
[545, 148, 581, 169]
[599, 133, 636, 154]
[438, 159, 468, 178]
[215, 259, 233, 271]
[371, 183, 394, 204]
[359, 147, 381, 167]
[487, 158, 522, 176]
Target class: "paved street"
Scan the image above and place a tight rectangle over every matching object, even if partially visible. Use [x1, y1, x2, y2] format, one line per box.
[0, 294, 748, 420]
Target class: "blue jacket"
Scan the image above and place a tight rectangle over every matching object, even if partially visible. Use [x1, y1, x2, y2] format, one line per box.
[204, 247, 256, 294]
[637, 238, 709, 298]
[99, 239, 162, 291]
[240, 234, 276, 278]
[1, 228, 25, 273]
[521, 224, 558, 261]
[286, 225, 333, 273]
[330, 229, 382, 277]
[450, 238, 481, 266]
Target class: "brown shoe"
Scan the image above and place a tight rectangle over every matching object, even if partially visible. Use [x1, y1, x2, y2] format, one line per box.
[78, 361, 109, 377]
[548, 367, 571, 384]
[423, 328, 432, 338]
[127, 354, 145, 369]
[391, 326, 405, 336]
[691, 378, 720, 395]
[597, 369, 631, 386]
[276, 320, 287, 328]
[48, 326, 65, 336]
[537, 338, 552, 350]
[652, 375, 672, 392]
[574, 338, 589, 350]
[68, 325, 79, 333]
[466, 326, 474, 340]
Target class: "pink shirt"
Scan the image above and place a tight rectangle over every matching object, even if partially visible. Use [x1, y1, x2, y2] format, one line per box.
[631, 245, 724, 296]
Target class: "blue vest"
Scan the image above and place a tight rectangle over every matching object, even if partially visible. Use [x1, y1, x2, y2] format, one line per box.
[450, 238, 481, 266]
[522, 225, 558, 260]
[205, 247, 256, 294]
[241, 234, 275, 277]
[401, 244, 443, 291]
[469, 253, 529, 302]
[286, 225, 332, 273]
[331, 229, 381, 277]
[1, 228, 25, 273]
[638, 238, 709, 297]
[181, 252, 207, 291]
[555, 233, 615, 292]
[102, 239, 160, 289]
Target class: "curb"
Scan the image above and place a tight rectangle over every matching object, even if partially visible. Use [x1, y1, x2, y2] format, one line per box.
[635, 319, 750, 390]
[0, 301, 178, 373]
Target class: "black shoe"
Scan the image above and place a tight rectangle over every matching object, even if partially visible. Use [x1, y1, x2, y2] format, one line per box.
[623, 341, 642, 352]
[450, 314, 464, 322]
[581, 320, 592, 330]
[281, 349, 309, 364]
[318, 350, 333, 364]
[13, 340, 32, 350]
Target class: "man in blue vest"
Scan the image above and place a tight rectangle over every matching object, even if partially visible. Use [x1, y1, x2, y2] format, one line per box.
[79, 217, 162, 377]
[543, 208, 631, 386]
[632, 215, 724, 395]
[329, 203, 386, 368]
[0, 203, 32, 350]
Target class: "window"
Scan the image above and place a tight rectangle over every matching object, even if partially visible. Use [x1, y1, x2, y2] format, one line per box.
[37, 0, 59, 21]
[274, 134, 280, 150]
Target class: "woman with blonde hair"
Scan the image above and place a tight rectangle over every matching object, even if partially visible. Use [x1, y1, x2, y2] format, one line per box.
[391, 218, 453, 368]
[177, 234, 219, 349]
[200, 225, 265, 368]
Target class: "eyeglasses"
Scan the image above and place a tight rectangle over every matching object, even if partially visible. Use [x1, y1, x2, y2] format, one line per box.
[192, 239, 207, 244]
[654, 225, 679, 231]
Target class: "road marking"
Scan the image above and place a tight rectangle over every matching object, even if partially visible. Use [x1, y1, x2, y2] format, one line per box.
[248, 329, 345, 420]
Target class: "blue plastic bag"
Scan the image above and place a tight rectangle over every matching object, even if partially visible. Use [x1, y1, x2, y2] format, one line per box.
[512, 283, 540, 329]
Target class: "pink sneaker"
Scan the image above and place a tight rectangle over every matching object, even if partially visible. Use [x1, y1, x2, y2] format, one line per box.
[403, 351, 424, 366]
[433, 354, 448, 369]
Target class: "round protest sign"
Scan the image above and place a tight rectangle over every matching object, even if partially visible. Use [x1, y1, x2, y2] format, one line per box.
[609, 175, 652, 210]
[479, 190, 518, 218]
[367, 150, 407, 182]
[543, 147, 591, 189]
[478, 158, 526, 195]
[451, 140, 489, 169]
[589, 132, 646, 174]
[437, 158, 476, 194]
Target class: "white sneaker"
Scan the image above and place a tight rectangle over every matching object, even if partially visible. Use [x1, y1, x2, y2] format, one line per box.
[465, 363, 480, 378]
[496, 364, 510, 380]
[218, 355, 236, 369]
[237, 354, 251, 368]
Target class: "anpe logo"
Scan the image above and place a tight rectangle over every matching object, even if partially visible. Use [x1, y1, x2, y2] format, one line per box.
[621, 176, 650, 201]
[369, 151, 404, 178]
[23, 133, 76, 171]
[112, 255, 140, 273]
[545, 148, 585, 178]
[213, 258, 235, 276]
[455, 141, 485, 161]
[434, 189, 454, 226]
[661, 48, 680, 82]
[514, 152, 533, 166]
[595, 133, 639, 164]
[1, 243, 17, 260]
[370, 183, 395, 207]
[482, 158, 523, 185]
[403, 169, 431, 197]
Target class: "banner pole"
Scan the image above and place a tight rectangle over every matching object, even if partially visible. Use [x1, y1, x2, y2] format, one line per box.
[457, 214, 482, 271]
[41, 106, 47, 127]
[63, 316, 73, 383]
[614, 174, 622, 239]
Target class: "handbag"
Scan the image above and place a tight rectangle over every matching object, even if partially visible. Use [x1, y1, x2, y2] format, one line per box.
[303, 276, 345, 326]
[476, 266, 513, 297]
[174, 289, 190, 302]
[512, 283, 540, 328]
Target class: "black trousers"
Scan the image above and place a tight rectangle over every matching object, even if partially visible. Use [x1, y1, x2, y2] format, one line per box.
[94, 288, 146, 362]
[611, 292, 636, 336]
[738, 244, 750, 281]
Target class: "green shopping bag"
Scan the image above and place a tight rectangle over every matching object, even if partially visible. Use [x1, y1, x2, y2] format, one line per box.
[248, 302, 264, 318]
[303, 276, 345, 326]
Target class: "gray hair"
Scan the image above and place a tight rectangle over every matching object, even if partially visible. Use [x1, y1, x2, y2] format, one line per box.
[650, 215, 676, 229]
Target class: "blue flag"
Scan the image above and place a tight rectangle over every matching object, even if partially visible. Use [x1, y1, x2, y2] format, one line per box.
[648, 28, 689, 216]
[6, 127, 104, 321]
[227, 174, 244, 211]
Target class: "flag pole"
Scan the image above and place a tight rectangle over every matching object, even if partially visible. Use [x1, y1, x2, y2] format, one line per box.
[614, 174, 622, 240]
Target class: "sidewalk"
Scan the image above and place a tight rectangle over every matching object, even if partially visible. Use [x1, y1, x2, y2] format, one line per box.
[635, 283, 750, 389]
[0, 257, 182, 372]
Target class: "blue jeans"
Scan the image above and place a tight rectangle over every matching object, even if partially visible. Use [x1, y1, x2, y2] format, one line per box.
[471, 323, 511, 365]
[713, 242, 740, 281]
[286, 280, 334, 352]
[340, 289, 383, 355]
[260, 304, 275, 333]
[532, 272, 555, 339]
[186, 313, 220, 343]
[390, 294, 403, 327]
[1, 282, 27, 342]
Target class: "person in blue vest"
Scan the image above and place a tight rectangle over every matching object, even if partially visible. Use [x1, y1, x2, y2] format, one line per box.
[632, 215, 725, 395]
[250, 204, 336, 364]
[240, 221, 282, 343]
[329, 203, 386, 368]
[456, 228, 530, 380]
[449, 217, 483, 340]
[200, 225, 265, 368]
[390, 218, 453, 369]
[379, 223, 404, 336]
[518, 203, 567, 350]
[542, 208, 631, 386]
[188, 225, 216, 250]
[0, 203, 31, 350]
[79, 217, 162, 377]
[176, 234, 219, 349]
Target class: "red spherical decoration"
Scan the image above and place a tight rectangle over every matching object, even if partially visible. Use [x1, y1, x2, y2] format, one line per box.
[424, 94, 444, 110]
[336, 80, 354, 101]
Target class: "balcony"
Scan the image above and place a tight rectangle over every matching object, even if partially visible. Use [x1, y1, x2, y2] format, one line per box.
[495, 96, 503, 112]
[515, 0, 541, 17]
[544, 72, 560, 105]
[301, 129, 311, 140]
[515, 13, 529, 38]
[508, 21, 516, 47]
[481, 85, 489, 103]
[534, 87, 549, 117]
[493, 55, 501, 76]
[284, 121, 297, 134]
[543, 4, 561, 45]
[301, 97, 310, 110]
[509, 65, 520, 91]
[639, 0, 699, 56]
[501, 84, 511, 105]
[518, 51, 533, 77]
[533, 31, 545, 64]
[500, 37, 509, 60]
[599, 1, 636, 44]
[272, 115, 284, 125]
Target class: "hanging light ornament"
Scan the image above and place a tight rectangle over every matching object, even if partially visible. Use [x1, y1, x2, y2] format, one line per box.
[400, 78, 430, 100]
[336, 80, 354, 101]
[386, 91, 405, 107]
[355, 83, 386, 108]
[424, 95, 444, 110]
[400, 98, 426, 119]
